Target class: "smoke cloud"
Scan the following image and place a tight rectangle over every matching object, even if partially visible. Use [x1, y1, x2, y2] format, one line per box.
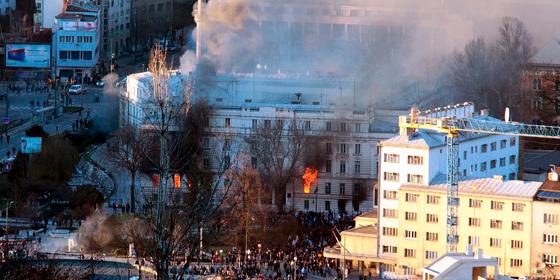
[181, 0, 560, 105]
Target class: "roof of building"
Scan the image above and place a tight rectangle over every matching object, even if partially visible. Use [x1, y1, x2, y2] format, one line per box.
[401, 177, 542, 199]
[341, 225, 377, 236]
[530, 38, 560, 66]
[66, 4, 98, 13]
[535, 167, 560, 202]
[380, 115, 506, 149]
[524, 150, 560, 174]
[423, 251, 497, 278]
[356, 209, 377, 220]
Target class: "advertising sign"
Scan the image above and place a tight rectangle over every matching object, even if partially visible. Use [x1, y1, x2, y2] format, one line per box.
[21, 137, 42, 154]
[6, 44, 51, 68]
[62, 21, 96, 31]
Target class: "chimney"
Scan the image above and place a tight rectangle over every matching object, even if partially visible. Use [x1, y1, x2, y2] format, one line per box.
[476, 248, 484, 259]
[466, 244, 473, 256]
[480, 109, 489, 116]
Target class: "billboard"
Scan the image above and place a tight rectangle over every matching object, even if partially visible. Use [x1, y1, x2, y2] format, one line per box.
[62, 21, 96, 31]
[6, 44, 51, 68]
[21, 137, 42, 154]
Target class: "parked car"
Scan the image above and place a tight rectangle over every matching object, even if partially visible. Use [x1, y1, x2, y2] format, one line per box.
[95, 80, 105, 87]
[68, 84, 86, 94]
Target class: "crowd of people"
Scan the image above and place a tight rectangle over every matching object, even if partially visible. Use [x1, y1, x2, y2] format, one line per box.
[183, 211, 358, 279]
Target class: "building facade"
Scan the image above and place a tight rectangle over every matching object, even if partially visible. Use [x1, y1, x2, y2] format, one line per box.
[102, 0, 131, 58]
[396, 178, 539, 278]
[53, 4, 101, 81]
[0, 0, 15, 16]
[378, 107, 521, 262]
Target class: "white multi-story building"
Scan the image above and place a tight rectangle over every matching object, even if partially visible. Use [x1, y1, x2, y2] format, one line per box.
[121, 71, 409, 213]
[0, 0, 15, 16]
[377, 104, 520, 259]
[53, 3, 101, 81]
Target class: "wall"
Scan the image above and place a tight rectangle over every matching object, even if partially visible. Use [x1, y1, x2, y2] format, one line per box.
[531, 200, 560, 278]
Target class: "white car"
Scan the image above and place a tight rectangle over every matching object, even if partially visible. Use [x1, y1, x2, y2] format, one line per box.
[68, 84, 86, 95]
[95, 80, 105, 87]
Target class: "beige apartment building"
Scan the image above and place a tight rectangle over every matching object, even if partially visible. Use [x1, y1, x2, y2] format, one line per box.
[531, 171, 560, 279]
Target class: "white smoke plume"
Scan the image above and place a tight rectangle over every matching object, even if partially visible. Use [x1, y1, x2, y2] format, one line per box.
[181, 0, 560, 104]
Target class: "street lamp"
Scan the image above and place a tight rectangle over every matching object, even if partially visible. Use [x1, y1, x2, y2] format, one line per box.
[4, 200, 14, 260]
[293, 256, 298, 279]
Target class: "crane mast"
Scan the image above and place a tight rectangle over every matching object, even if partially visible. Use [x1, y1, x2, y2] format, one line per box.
[399, 114, 560, 252]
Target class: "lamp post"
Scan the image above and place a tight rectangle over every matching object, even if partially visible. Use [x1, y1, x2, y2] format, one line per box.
[4, 200, 14, 260]
[293, 256, 297, 280]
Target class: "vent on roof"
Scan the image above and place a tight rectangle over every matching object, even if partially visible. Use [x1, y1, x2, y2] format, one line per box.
[548, 166, 559, 181]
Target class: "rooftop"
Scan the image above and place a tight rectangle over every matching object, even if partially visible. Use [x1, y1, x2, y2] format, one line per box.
[341, 225, 377, 236]
[535, 167, 560, 202]
[423, 250, 497, 279]
[524, 150, 560, 174]
[356, 209, 377, 220]
[401, 177, 542, 199]
[529, 38, 560, 66]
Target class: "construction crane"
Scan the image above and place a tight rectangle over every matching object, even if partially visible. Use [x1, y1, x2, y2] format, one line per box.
[399, 108, 560, 253]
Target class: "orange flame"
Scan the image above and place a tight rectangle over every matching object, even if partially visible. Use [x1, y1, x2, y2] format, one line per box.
[302, 167, 319, 194]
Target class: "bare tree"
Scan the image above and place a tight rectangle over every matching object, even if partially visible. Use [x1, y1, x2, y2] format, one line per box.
[245, 116, 315, 212]
[449, 17, 535, 116]
[110, 126, 146, 213]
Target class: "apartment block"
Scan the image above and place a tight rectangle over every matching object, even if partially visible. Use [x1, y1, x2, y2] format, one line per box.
[396, 178, 539, 278]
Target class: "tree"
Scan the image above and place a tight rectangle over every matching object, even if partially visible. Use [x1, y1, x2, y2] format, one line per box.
[245, 117, 315, 211]
[449, 17, 535, 116]
[110, 127, 146, 212]
[29, 135, 79, 185]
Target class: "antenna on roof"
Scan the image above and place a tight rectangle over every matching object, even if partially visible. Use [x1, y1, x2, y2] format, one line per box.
[505, 107, 511, 123]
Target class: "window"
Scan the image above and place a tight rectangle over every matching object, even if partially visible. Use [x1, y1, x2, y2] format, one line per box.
[383, 208, 398, 218]
[490, 160, 497, 169]
[499, 157, 506, 167]
[404, 249, 416, 258]
[326, 142, 332, 154]
[77, 36, 83, 43]
[533, 78, 542, 90]
[427, 195, 440, 204]
[382, 227, 398, 236]
[339, 183, 345, 195]
[383, 190, 397, 200]
[383, 172, 399, 182]
[512, 221, 524, 231]
[304, 120, 311, 130]
[544, 213, 558, 224]
[326, 121, 332, 131]
[264, 119, 271, 128]
[511, 240, 523, 249]
[383, 153, 400, 163]
[354, 161, 361, 174]
[469, 199, 482, 208]
[481, 144, 488, 153]
[490, 219, 503, 229]
[325, 201, 331, 211]
[533, 96, 544, 110]
[426, 214, 438, 223]
[407, 155, 423, 165]
[490, 238, 502, 248]
[468, 236, 480, 245]
[405, 193, 418, 202]
[407, 174, 423, 184]
[355, 144, 361, 155]
[509, 155, 516, 165]
[510, 259, 523, 267]
[510, 137, 516, 147]
[71, 51, 80, 60]
[252, 119, 257, 128]
[509, 173, 516, 180]
[382, 246, 397, 254]
[355, 123, 361, 132]
[325, 160, 332, 173]
[512, 203, 524, 212]
[339, 143, 347, 154]
[325, 183, 331, 194]
[480, 162, 487, 171]
[491, 201, 503, 210]
[340, 122, 346, 132]
[543, 254, 558, 265]
[425, 251, 438, 259]
[405, 230, 417, 239]
[339, 161, 346, 173]
[543, 234, 558, 244]
[404, 211, 417, 221]
[225, 118, 231, 128]
[82, 51, 92, 60]
[304, 200, 309, 210]
[59, 51, 69, 59]
[490, 142, 496, 151]
[468, 217, 480, 227]
[426, 232, 438, 241]
[275, 119, 283, 128]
